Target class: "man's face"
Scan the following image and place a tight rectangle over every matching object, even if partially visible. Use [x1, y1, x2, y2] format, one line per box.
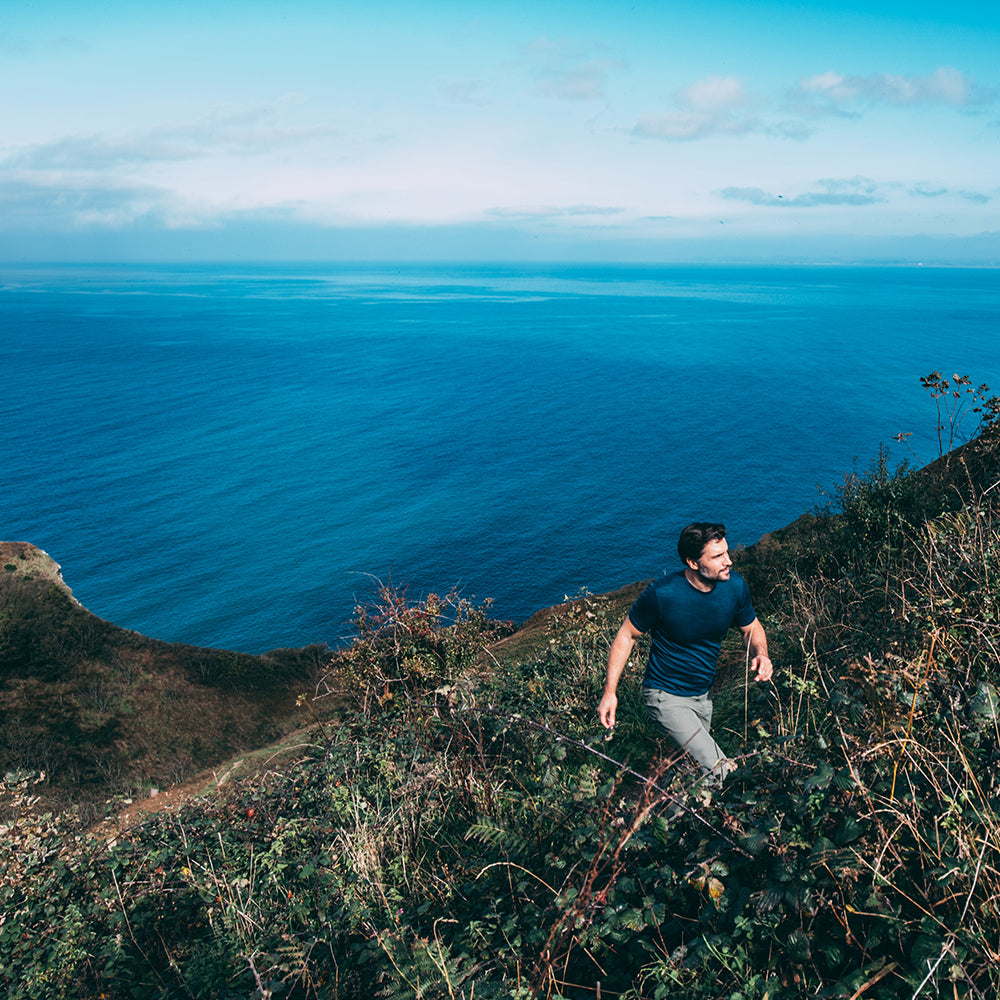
[689, 538, 732, 584]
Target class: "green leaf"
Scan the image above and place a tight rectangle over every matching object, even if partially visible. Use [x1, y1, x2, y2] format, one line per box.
[969, 682, 999, 722]
[786, 927, 812, 962]
[910, 933, 947, 976]
[834, 816, 864, 845]
[741, 828, 770, 854]
[803, 761, 834, 792]
[809, 836, 837, 863]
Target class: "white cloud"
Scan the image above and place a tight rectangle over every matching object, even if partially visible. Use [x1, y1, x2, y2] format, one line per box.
[436, 79, 492, 106]
[487, 204, 624, 220]
[521, 37, 626, 101]
[632, 110, 759, 141]
[2, 101, 332, 172]
[0, 176, 171, 229]
[795, 66, 993, 111]
[679, 75, 750, 112]
[635, 65, 997, 143]
[632, 74, 807, 141]
[720, 177, 885, 207]
[719, 176, 993, 209]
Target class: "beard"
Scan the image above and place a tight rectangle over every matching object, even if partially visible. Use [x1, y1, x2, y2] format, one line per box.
[695, 565, 730, 586]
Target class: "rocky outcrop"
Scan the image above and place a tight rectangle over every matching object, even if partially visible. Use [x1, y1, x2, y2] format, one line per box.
[0, 541, 76, 599]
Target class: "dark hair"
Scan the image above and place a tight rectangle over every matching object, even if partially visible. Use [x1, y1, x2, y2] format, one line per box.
[677, 522, 727, 565]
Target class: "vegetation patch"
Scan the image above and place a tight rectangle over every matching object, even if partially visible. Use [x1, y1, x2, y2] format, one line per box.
[2, 373, 999, 998]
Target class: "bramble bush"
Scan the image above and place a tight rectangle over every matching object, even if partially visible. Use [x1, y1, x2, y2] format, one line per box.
[322, 582, 515, 713]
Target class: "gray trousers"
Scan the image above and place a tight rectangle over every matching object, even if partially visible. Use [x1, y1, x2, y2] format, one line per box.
[641, 686, 732, 781]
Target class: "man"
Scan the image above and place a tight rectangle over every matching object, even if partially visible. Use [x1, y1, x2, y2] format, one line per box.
[597, 523, 773, 781]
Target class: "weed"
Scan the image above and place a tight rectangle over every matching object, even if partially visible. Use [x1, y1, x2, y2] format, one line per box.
[920, 371, 1000, 460]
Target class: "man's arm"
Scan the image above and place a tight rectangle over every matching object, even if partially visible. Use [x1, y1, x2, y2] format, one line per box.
[598, 616, 645, 728]
[739, 617, 773, 681]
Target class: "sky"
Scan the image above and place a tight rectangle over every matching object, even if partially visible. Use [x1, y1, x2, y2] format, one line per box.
[1, 0, 998, 263]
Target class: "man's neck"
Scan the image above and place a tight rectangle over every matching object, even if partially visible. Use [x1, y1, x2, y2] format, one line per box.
[684, 567, 716, 593]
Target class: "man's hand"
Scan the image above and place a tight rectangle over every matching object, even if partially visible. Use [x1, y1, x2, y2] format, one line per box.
[597, 690, 618, 729]
[740, 619, 773, 683]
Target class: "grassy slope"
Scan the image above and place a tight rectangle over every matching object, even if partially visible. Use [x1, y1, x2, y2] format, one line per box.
[2, 430, 999, 999]
[0, 541, 331, 819]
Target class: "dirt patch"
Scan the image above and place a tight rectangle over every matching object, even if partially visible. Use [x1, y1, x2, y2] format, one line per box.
[91, 725, 328, 839]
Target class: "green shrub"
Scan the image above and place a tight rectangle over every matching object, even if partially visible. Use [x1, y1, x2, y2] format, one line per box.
[326, 582, 515, 713]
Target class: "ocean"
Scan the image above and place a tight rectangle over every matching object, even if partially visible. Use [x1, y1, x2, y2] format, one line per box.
[2, 262, 997, 653]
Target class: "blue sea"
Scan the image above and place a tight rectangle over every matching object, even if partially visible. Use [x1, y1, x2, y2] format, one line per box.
[2, 263, 997, 653]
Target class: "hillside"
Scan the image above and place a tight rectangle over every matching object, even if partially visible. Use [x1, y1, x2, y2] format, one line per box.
[2, 402, 999, 998]
[0, 541, 330, 819]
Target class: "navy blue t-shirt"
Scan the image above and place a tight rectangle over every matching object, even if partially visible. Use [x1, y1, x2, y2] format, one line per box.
[628, 569, 756, 696]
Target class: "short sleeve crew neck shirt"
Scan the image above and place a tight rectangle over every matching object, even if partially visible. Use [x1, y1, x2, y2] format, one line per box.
[628, 569, 756, 696]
